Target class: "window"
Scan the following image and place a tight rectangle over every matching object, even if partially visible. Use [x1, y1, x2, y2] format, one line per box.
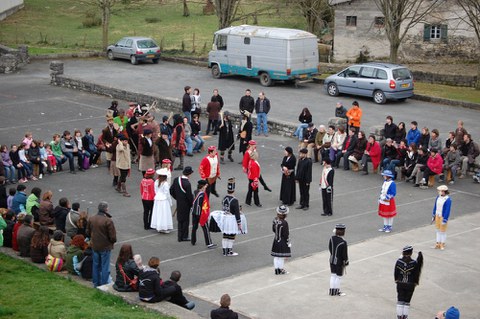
[244, 37, 251, 45]
[346, 16, 357, 27]
[216, 34, 227, 50]
[360, 67, 376, 78]
[374, 16, 385, 28]
[125, 39, 133, 48]
[423, 24, 448, 42]
[376, 69, 388, 80]
[345, 66, 361, 78]
[431, 25, 441, 39]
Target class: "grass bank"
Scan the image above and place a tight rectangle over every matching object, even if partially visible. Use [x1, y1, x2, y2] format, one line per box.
[414, 82, 480, 104]
[0, 253, 172, 319]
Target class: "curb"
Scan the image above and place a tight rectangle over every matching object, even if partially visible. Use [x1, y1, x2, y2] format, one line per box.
[412, 93, 480, 111]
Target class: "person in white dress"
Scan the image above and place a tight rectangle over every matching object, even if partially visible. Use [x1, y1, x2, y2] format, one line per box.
[150, 168, 173, 233]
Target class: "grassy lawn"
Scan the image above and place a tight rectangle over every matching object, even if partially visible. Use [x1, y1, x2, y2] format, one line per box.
[414, 82, 480, 104]
[0, 253, 172, 319]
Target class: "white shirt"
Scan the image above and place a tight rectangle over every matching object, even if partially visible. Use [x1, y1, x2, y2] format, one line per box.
[320, 166, 332, 189]
[208, 156, 218, 178]
[435, 195, 448, 216]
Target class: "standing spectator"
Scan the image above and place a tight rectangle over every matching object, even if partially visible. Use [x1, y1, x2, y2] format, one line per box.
[30, 226, 50, 263]
[86, 201, 117, 287]
[53, 197, 70, 233]
[335, 127, 357, 170]
[191, 114, 205, 153]
[116, 135, 132, 197]
[16, 214, 35, 257]
[432, 185, 452, 250]
[150, 168, 173, 234]
[295, 148, 312, 210]
[440, 144, 461, 185]
[170, 167, 194, 242]
[218, 112, 235, 163]
[163, 271, 196, 310]
[211, 294, 238, 319]
[113, 244, 140, 292]
[254, 91, 271, 137]
[199, 146, 221, 198]
[394, 122, 406, 144]
[394, 246, 423, 319]
[107, 100, 119, 118]
[11, 184, 27, 214]
[294, 108, 313, 141]
[360, 135, 382, 175]
[159, 115, 173, 140]
[334, 101, 348, 125]
[191, 88, 202, 118]
[190, 180, 215, 248]
[384, 116, 398, 142]
[238, 111, 253, 155]
[320, 158, 334, 216]
[279, 147, 296, 206]
[239, 89, 255, 115]
[140, 169, 155, 230]
[211, 88, 224, 109]
[459, 134, 479, 179]
[378, 170, 397, 233]
[155, 131, 172, 165]
[172, 115, 187, 171]
[406, 121, 421, 147]
[271, 205, 291, 275]
[454, 120, 467, 147]
[183, 117, 194, 157]
[206, 101, 221, 135]
[182, 86, 192, 122]
[328, 223, 348, 296]
[346, 101, 362, 134]
[420, 148, 444, 189]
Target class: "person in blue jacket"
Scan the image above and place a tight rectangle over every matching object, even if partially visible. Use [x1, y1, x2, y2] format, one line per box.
[406, 121, 421, 147]
[432, 185, 452, 250]
[11, 184, 27, 214]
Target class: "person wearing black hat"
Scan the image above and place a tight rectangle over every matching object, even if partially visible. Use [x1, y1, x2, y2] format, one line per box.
[116, 134, 132, 197]
[280, 147, 296, 206]
[191, 180, 216, 248]
[218, 111, 235, 163]
[320, 157, 335, 216]
[221, 178, 242, 256]
[295, 148, 312, 210]
[170, 166, 194, 242]
[238, 111, 253, 155]
[329, 223, 348, 296]
[271, 205, 291, 275]
[394, 246, 423, 319]
[139, 129, 155, 177]
[101, 115, 118, 170]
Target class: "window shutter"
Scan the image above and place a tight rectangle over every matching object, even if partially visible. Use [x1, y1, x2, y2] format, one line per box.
[441, 24, 448, 42]
[423, 24, 431, 42]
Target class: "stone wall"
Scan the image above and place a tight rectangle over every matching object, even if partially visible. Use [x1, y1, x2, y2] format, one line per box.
[0, 44, 29, 73]
[412, 71, 477, 88]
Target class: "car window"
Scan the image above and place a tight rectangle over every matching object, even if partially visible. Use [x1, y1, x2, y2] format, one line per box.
[360, 67, 375, 78]
[216, 35, 227, 51]
[345, 66, 361, 78]
[137, 39, 158, 49]
[117, 38, 127, 47]
[392, 68, 412, 80]
[376, 69, 388, 80]
[125, 39, 133, 48]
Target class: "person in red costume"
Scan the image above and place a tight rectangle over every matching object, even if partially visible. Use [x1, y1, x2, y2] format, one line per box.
[246, 150, 262, 207]
[140, 168, 155, 230]
[199, 146, 221, 197]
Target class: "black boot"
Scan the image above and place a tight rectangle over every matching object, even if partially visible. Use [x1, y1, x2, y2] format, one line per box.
[275, 268, 279, 275]
[222, 248, 227, 256]
[112, 176, 118, 187]
[228, 153, 234, 162]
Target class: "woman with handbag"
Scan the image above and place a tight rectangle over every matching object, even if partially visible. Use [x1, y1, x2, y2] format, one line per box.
[66, 234, 88, 275]
[114, 244, 140, 292]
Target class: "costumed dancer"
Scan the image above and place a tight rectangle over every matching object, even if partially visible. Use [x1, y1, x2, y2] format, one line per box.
[139, 129, 154, 177]
[116, 134, 132, 197]
[140, 168, 155, 230]
[295, 148, 313, 210]
[246, 151, 262, 207]
[242, 140, 272, 193]
[432, 185, 452, 250]
[378, 169, 397, 233]
[150, 168, 173, 233]
[279, 147, 296, 206]
[199, 146, 220, 198]
[238, 111, 253, 156]
[218, 111, 235, 163]
[171, 114, 186, 171]
[271, 205, 291, 275]
[191, 180, 216, 249]
[170, 166, 194, 242]
[320, 158, 335, 216]
[394, 246, 423, 319]
[328, 223, 349, 296]
[161, 159, 172, 185]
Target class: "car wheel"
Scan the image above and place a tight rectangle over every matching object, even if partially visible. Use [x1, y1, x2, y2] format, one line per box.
[259, 72, 273, 87]
[130, 55, 138, 65]
[107, 50, 115, 61]
[327, 82, 339, 96]
[373, 90, 387, 104]
[211, 64, 222, 79]
[152, 58, 159, 64]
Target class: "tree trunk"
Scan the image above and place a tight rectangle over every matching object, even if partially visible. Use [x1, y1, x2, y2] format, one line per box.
[183, 0, 190, 17]
[389, 41, 399, 64]
[476, 56, 480, 90]
[102, 5, 110, 50]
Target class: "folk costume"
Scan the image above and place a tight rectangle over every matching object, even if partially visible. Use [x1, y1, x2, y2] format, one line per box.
[279, 147, 296, 206]
[432, 185, 452, 250]
[191, 180, 215, 248]
[140, 169, 156, 230]
[101, 116, 118, 166]
[199, 146, 221, 197]
[116, 135, 132, 197]
[242, 141, 272, 193]
[169, 167, 194, 241]
[271, 205, 291, 275]
[246, 152, 261, 207]
[320, 158, 335, 216]
[218, 112, 235, 163]
[171, 115, 186, 170]
[139, 130, 155, 175]
[329, 224, 349, 296]
[295, 148, 312, 210]
[378, 170, 397, 233]
[238, 112, 253, 154]
[394, 246, 423, 319]
[150, 169, 173, 233]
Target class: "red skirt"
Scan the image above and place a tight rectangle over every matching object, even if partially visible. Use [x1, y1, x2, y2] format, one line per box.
[378, 198, 397, 218]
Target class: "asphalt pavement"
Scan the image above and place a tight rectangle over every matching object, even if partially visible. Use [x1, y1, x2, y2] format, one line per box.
[0, 59, 479, 319]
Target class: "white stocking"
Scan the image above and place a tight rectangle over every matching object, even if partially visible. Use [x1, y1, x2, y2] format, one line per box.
[396, 304, 403, 316]
[436, 231, 441, 243]
[440, 232, 447, 244]
[403, 305, 410, 317]
[228, 239, 234, 249]
[330, 274, 336, 288]
[335, 275, 342, 289]
[222, 238, 228, 249]
[274, 257, 281, 268]
[383, 217, 388, 226]
[277, 257, 285, 269]
[387, 218, 394, 226]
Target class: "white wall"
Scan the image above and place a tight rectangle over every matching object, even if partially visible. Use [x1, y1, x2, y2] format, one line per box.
[0, 0, 24, 21]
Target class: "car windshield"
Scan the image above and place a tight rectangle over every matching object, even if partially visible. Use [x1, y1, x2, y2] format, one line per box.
[392, 68, 412, 81]
[137, 40, 158, 49]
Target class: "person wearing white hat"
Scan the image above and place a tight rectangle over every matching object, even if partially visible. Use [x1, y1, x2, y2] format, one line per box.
[378, 169, 397, 233]
[432, 185, 452, 250]
[394, 246, 423, 319]
[328, 223, 348, 296]
[150, 168, 173, 233]
[271, 205, 291, 275]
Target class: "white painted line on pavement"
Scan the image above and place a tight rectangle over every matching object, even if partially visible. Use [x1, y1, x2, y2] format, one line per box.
[0, 116, 105, 131]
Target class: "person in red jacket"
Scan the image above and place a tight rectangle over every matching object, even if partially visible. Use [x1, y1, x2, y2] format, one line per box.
[246, 151, 262, 207]
[420, 148, 444, 189]
[140, 168, 155, 230]
[361, 135, 382, 175]
[199, 146, 221, 197]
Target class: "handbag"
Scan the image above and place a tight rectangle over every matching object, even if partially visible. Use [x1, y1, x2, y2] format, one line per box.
[45, 254, 63, 272]
[118, 263, 138, 291]
[75, 255, 88, 272]
[82, 156, 90, 170]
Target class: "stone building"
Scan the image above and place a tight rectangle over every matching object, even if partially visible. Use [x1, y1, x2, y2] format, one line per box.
[329, 0, 478, 63]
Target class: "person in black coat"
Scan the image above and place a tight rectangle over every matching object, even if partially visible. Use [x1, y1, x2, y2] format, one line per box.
[211, 294, 239, 319]
[211, 89, 224, 110]
[218, 112, 235, 163]
[239, 89, 254, 115]
[335, 127, 357, 170]
[155, 131, 172, 166]
[329, 223, 349, 296]
[53, 197, 70, 233]
[384, 116, 398, 141]
[170, 167, 194, 242]
[163, 271, 195, 310]
[280, 147, 296, 206]
[0, 176, 7, 209]
[80, 245, 93, 280]
[139, 257, 177, 303]
[113, 244, 140, 292]
[2, 210, 16, 248]
[271, 205, 291, 275]
[295, 148, 312, 210]
[394, 246, 423, 319]
[182, 86, 192, 122]
[238, 112, 253, 155]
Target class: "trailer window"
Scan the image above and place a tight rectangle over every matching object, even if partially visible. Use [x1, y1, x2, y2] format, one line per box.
[244, 37, 251, 45]
[216, 35, 227, 51]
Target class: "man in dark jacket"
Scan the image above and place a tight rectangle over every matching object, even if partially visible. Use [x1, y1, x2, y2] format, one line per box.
[459, 133, 480, 178]
[336, 127, 358, 170]
[254, 91, 271, 137]
[329, 224, 349, 296]
[295, 148, 312, 210]
[182, 86, 192, 122]
[170, 167, 194, 242]
[239, 89, 254, 115]
[211, 294, 238, 319]
[17, 214, 35, 257]
[163, 271, 195, 310]
[53, 197, 70, 233]
[86, 201, 117, 287]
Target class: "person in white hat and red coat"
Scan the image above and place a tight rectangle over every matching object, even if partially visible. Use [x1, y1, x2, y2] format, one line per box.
[378, 169, 397, 233]
[199, 146, 220, 198]
[432, 185, 452, 250]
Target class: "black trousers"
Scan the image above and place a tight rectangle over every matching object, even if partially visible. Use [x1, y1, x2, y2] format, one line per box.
[206, 180, 217, 197]
[177, 217, 190, 241]
[298, 181, 310, 207]
[89, 151, 101, 166]
[422, 167, 437, 181]
[246, 179, 260, 205]
[322, 188, 333, 215]
[206, 119, 219, 134]
[191, 214, 213, 246]
[142, 199, 154, 229]
[119, 168, 129, 183]
[396, 283, 415, 303]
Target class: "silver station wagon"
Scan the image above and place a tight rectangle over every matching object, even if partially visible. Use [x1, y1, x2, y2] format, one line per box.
[324, 62, 414, 104]
[107, 37, 161, 65]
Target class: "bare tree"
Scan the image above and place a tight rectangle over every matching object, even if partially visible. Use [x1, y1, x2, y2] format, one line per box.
[214, 0, 241, 29]
[183, 0, 190, 17]
[294, 0, 333, 35]
[80, 0, 117, 49]
[456, 0, 480, 89]
[372, 0, 442, 63]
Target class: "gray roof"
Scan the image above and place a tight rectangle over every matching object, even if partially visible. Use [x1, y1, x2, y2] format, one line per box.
[215, 25, 317, 40]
